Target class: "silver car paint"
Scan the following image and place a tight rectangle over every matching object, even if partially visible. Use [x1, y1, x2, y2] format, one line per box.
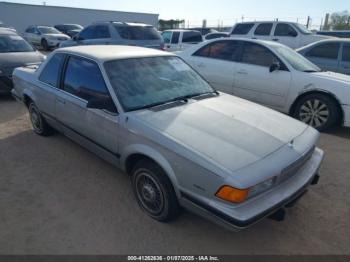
[12, 48, 323, 229]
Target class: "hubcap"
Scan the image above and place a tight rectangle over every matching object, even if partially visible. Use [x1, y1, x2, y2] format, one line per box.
[299, 99, 329, 128]
[135, 172, 164, 215]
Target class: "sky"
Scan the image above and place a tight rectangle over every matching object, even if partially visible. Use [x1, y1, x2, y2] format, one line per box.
[5, 0, 350, 27]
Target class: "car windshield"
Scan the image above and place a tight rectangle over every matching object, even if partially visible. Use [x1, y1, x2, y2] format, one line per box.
[38, 26, 61, 34]
[114, 25, 161, 40]
[0, 35, 34, 53]
[273, 45, 321, 72]
[104, 56, 215, 112]
[294, 23, 313, 35]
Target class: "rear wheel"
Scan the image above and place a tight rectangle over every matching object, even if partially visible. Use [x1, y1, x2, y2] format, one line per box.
[293, 93, 340, 131]
[28, 102, 53, 136]
[131, 160, 180, 222]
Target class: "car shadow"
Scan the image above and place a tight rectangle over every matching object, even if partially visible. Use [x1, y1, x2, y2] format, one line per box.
[323, 126, 350, 140]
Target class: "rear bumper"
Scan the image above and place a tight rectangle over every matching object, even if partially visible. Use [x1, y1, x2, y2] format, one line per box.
[181, 147, 324, 231]
[342, 104, 350, 128]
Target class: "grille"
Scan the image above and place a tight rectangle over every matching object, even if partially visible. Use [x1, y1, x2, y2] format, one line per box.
[278, 146, 315, 184]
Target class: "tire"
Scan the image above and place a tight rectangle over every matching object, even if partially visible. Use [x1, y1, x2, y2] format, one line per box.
[41, 39, 49, 51]
[293, 93, 340, 131]
[28, 102, 53, 136]
[131, 160, 180, 222]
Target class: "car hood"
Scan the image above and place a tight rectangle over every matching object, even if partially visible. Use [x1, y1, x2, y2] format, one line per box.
[0, 51, 44, 73]
[129, 94, 308, 172]
[309, 71, 350, 85]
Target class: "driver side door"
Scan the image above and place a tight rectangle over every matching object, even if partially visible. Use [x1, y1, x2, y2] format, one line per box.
[233, 41, 292, 109]
[55, 55, 119, 159]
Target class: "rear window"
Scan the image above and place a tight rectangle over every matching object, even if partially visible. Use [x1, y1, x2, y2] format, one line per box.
[231, 23, 254, 35]
[115, 25, 161, 40]
[182, 31, 202, 43]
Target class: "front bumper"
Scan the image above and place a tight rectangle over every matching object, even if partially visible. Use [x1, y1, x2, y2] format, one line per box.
[342, 104, 350, 128]
[47, 39, 67, 48]
[181, 147, 324, 231]
[0, 75, 13, 93]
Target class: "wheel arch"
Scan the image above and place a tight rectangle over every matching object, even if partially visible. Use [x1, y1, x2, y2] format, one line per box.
[122, 145, 181, 196]
[22, 90, 35, 108]
[289, 89, 344, 124]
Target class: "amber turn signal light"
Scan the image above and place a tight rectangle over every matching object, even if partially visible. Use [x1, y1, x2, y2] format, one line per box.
[215, 186, 249, 203]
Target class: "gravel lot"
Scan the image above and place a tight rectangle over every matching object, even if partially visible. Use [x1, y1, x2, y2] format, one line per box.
[0, 95, 350, 255]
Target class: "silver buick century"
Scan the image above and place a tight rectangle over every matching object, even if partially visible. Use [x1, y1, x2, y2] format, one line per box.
[12, 45, 324, 230]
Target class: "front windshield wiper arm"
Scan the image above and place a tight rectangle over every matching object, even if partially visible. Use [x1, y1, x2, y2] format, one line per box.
[183, 90, 220, 100]
[303, 70, 320, 73]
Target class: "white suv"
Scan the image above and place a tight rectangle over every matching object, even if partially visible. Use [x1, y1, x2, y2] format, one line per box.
[230, 21, 332, 49]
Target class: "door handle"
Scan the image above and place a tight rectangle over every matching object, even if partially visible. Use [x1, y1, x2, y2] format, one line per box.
[272, 38, 279, 41]
[56, 98, 66, 104]
[252, 37, 257, 39]
[237, 70, 248, 75]
[197, 62, 206, 68]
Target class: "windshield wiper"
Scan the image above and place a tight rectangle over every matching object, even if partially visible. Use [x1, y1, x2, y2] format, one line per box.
[185, 90, 220, 100]
[303, 70, 320, 73]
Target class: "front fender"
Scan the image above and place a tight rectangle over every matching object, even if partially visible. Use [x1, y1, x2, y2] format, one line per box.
[121, 144, 180, 196]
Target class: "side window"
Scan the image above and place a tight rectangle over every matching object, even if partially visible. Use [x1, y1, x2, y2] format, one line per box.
[254, 23, 273, 36]
[182, 31, 202, 43]
[306, 43, 340, 59]
[171, 32, 180, 44]
[161, 31, 172, 44]
[231, 23, 254, 35]
[93, 25, 111, 39]
[63, 56, 111, 102]
[274, 23, 298, 37]
[39, 53, 65, 87]
[241, 42, 277, 67]
[78, 26, 95, 40]
[342, 44, 350, 62]
[193, 41, 240, 61]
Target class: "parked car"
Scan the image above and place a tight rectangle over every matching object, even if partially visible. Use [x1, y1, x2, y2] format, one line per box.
[297, 39, 350, 75]
[54, 24, 83, 38]
[317, 30, 350, 38]
[161, 29, 203, 51]
[230, 21, 332, 49]
[179, 38, 350, 131]
[23, 25, 70, 51]
[204, 32, 230, 41]
[0, 28, 45, 94]
[0, 22, 16, 32]
[60, 21, 164, 50]
[11, 45, 323, 230]
[189, 27, 218, 36]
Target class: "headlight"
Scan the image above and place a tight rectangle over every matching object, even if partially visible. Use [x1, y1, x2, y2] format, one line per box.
[248, 177, 276, 198]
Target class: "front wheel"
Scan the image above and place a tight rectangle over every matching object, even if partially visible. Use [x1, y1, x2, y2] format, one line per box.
[293, 94, 340, 131]
[41, 39, 49, 51]
[131, 160, 180, 222]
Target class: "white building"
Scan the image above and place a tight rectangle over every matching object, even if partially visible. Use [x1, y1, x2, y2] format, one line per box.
[0, 1, 159, 33]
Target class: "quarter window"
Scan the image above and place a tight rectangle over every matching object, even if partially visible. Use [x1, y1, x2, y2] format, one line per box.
[241, 42, 277, 67]
[274, 23, 298, 37]
[306, 43, 340, 59]
[39, 53, 65, 87]
[63, 56, 110, 102]
[254, 23, 273, 36]
[193, 40, 240, 61]
[342, 44, 350, 62]
[231, 23, 254, 35]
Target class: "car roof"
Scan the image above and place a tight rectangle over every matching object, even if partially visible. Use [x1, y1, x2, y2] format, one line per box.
[56, 45, 174, 62]
[0, 28, 18, 35]
[297, 38, 350, 51]
[164, 29, 200, 32]
[93, 21, 152, 27]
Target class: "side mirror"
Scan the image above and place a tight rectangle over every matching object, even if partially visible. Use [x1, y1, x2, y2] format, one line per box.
[87, 97, 117, 113]
[270, 61, 281, 73]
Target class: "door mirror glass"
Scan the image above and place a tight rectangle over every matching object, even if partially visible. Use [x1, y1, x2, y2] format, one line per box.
[270, 61, 280, 72]
[87, 97, 117, 113]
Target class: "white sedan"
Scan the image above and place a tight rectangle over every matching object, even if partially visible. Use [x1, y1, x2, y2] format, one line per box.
[179, 38, 350, 131]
